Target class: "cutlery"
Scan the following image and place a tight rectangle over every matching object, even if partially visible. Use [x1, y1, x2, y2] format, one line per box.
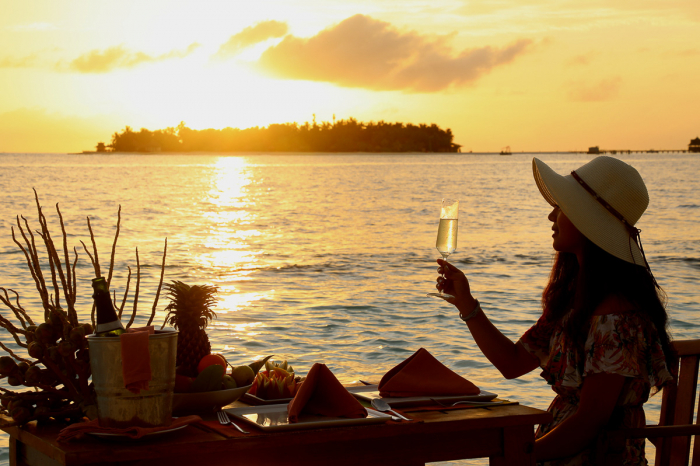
[430, 398, 509, 408]
[370, 398, 410, 421]
[217, 410, 249, 434]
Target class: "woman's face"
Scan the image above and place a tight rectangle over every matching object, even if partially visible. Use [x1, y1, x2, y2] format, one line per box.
[548, 206, 586, 257]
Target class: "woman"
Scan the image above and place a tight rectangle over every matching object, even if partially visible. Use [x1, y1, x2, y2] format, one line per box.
[435, 156, 674, 465]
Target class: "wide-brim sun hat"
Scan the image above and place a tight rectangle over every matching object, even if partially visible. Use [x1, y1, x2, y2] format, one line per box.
[532, 156, 649, 266]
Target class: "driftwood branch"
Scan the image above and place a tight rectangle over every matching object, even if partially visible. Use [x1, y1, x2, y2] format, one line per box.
[32, 189, 65, 315]
[125, 249, 140, 328]
[0, 341, 31, 362]
[107, 205, 121, 287]
[55, 203, 77, 325]
[119, 266, 132, 319]
[84, 216, 101, 278]
[147, 238, 168, 326]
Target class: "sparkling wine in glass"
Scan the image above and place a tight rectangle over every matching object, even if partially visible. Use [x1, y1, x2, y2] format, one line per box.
[427, 199, 459, 300]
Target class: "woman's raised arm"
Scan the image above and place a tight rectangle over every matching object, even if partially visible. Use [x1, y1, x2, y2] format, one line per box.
[437, 259, 539, 379]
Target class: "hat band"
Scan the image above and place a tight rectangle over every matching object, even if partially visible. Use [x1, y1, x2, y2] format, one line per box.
[571, 170, 656, 281]
[570, 170, 637, 236]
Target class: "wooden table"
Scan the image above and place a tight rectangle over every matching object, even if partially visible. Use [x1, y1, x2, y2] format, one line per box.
[1, 401, 551, 466]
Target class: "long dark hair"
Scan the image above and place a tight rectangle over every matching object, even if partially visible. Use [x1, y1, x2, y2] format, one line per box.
[541, 238, 674, 370]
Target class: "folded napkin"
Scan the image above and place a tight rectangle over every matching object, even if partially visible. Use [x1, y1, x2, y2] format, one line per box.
[378, 348, 479, 397]
[287, 363, 367, 423]
[120, 326, 155, 394]
[57, 415, 201, 442]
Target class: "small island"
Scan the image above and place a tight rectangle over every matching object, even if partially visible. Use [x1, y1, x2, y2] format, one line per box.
[94, 118, 461, 153]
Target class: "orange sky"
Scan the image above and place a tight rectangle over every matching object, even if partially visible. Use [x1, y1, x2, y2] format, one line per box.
[1, 0, 699, 153]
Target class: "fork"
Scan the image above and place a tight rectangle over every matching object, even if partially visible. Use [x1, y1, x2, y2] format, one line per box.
[216, 410, 249, 434]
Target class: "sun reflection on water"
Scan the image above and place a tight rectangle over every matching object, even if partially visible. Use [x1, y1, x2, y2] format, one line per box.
[198, 156, 259, 272]
[196, 156, 273, 327]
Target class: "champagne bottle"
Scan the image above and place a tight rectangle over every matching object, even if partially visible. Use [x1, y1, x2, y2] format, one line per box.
[92, 277, 125, 337]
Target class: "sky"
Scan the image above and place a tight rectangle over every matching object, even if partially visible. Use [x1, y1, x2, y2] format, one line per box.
[1, 0, 699, 153]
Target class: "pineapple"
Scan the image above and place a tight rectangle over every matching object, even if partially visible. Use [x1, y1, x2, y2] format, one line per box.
[162, 281, 218, 377]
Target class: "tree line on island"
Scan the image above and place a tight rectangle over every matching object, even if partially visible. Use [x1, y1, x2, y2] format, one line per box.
[101, 118, 461, 153]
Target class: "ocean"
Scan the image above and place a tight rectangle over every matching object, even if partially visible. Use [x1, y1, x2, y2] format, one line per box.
[0, 152, 698, 465]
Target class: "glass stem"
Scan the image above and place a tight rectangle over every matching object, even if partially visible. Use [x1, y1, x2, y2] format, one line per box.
[440, 254, 449, 295]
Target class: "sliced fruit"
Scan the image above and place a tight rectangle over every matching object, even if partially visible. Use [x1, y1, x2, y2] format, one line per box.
[249, 370, 300, 400]
[248, 355, 273, 375]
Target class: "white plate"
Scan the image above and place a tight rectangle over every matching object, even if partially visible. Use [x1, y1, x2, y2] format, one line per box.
[347, 384, 498, 407]
[226, 404, 392, 431]
[240, 392, 293, 406]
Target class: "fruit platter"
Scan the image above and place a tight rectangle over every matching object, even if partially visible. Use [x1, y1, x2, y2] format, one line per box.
[171, 353, 256, 414]
[241, 359, 303, 405]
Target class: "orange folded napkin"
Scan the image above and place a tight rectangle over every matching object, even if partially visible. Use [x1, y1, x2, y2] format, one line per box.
[57, 415, 201, 442]
[378, 348, 480, 397]
[287, 363, 367, 423]
[120, 326, 155, 394]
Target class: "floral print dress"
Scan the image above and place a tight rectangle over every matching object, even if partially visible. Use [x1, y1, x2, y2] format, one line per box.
[518, 311, 673, 466]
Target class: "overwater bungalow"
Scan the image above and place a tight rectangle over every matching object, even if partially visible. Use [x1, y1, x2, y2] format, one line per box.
[689, 137, 700, 153]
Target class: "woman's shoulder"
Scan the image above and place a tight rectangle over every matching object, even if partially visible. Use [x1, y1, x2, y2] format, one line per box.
[592, 295, 636, 316]
[588, 297, 658, 339]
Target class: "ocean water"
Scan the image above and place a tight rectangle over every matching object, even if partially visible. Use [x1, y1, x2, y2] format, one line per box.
[0, 152, 698, 464]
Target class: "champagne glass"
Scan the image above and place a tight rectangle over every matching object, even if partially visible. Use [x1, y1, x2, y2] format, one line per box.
[427, 198, 459, 300]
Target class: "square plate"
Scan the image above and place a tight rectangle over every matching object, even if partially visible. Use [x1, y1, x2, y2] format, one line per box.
[173, 384, 253, 414]
[347, 384, 498, 407]
[225, 404, 392, 431]
[240, 392, 293, 406]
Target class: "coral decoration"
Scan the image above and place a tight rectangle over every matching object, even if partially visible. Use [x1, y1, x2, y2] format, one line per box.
[0, 190, 167, 426]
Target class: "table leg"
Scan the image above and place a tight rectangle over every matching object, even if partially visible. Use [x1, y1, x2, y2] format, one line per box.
[489, 425, 536, 466]
[9, 437, 18, 466]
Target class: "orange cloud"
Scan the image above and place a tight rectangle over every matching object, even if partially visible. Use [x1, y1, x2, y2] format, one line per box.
[215, 20, 288, 57]
[567, 51, 599, 67]
[67, 43, 200, 73]
[568, 77, 622, 102]
[0, 54, 39, 68]
[257, 14, 533, 92]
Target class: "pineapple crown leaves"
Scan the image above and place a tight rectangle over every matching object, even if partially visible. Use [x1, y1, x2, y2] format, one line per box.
[161, 280, 218, 330]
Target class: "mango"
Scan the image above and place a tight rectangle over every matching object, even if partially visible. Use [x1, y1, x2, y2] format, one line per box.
[231, 365, 255, 386]
[222, 375, 237, 390]
[189, 364, 224, 393]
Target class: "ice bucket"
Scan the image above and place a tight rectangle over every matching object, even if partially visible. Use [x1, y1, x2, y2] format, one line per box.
[87, 329, 178, 428]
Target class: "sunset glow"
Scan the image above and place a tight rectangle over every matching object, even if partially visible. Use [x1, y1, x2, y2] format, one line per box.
[1, 0, 699, 153]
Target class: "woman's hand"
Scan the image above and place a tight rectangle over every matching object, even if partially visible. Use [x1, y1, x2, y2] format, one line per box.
[436, 259, 477, 311]
[436, 258, 539, 379]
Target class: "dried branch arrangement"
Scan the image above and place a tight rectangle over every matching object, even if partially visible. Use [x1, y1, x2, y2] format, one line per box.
[0, 190, 167, 425]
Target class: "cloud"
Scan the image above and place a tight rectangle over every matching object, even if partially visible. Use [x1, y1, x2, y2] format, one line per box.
[256, 14, 533, 92]
[677, 48, 700, 57]
[67, 43, 200, 73]
[0, 53, 39, 68]
[567, 52, 598, 67]
[215, 20, 288, 58]
[568, 77, 622, 102]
